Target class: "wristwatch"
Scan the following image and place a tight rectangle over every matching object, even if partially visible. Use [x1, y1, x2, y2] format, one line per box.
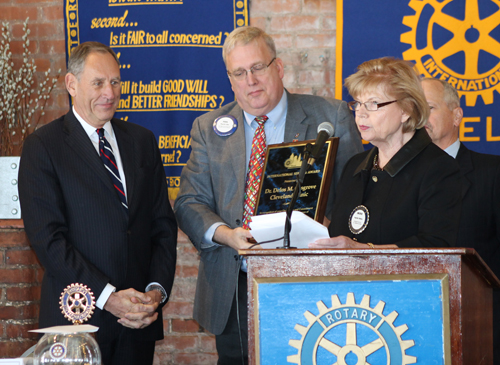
[146, 283, 167, 303]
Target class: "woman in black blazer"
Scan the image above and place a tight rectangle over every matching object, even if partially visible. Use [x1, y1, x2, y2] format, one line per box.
[310, 57, 461, 249]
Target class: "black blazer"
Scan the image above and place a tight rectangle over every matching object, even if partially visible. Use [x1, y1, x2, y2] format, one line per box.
[19, 110, 177, 342]
[454, 144, 500, 363]
[455, 144, 500, 277]
[329, 128, 462, 247]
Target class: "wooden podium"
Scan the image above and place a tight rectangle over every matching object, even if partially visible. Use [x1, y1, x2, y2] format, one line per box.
[240, 248, 500, 365]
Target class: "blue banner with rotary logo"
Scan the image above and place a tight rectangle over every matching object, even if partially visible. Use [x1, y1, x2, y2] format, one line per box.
[257, 277, 448, 364]
[336, 0, 500, 155]
[64, 0, 248, 199]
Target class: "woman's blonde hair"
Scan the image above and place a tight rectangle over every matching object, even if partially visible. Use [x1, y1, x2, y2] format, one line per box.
[345, 57, 429, 133]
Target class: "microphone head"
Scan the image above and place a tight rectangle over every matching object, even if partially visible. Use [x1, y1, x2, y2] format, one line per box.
[318, 122, 334, 137]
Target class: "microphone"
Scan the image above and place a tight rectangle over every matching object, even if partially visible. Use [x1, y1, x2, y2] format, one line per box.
[307, 122, 334, 166]
[283, 122, 334, 249]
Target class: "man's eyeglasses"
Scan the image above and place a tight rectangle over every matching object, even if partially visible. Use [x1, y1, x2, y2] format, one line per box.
[348, 100, 398, 111]
[227, 58, 276, 81]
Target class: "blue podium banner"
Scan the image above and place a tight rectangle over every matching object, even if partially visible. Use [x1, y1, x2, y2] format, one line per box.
[64, 0, 248, 198]
[256, 275, 450, 365]
[336, 0, 500, 155]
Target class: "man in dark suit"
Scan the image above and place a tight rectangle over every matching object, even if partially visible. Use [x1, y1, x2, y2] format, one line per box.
[18, 42, 177, 365]
[422, 77, 500, 363]
[174, 26, 363, 364]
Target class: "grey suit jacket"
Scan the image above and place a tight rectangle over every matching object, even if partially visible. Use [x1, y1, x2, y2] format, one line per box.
[174, 91, 362, 334]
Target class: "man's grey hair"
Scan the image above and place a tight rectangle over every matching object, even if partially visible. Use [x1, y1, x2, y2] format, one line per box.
[422, 78, 461, 110]
[67, 41, 120, 79]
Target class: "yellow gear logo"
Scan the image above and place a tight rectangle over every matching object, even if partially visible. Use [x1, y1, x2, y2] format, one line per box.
[288, 293, 416, 365]
[401, 0, 500, 106]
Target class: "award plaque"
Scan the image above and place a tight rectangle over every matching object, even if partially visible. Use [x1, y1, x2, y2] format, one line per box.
[255, 137, 338, 222]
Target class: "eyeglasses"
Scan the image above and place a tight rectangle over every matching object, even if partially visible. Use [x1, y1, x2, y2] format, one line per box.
[227, 58, 276, 81]
[348, 100, 398, 111]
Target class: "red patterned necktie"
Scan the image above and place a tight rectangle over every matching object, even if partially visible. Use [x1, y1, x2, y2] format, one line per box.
[242, 115, 268, 229]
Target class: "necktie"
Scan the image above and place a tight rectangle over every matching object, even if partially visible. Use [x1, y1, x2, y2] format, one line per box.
[97, 128, 128, 211]
[242, 115, 268, 229]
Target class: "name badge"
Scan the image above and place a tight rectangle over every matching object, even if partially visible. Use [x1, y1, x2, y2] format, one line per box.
[213, 115, 238, 136]
[349, 205, 369, 235]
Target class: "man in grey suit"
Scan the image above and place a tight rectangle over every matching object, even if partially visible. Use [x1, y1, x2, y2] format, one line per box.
[19, 42, 177, 365]
[174, 26, 362, 364]
[422, 78, 500, 364]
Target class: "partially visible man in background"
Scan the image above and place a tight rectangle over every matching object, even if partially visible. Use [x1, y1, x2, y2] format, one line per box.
[19, 41, 178, 365]
[422, 77, 500, 363]
[174, 26, 363, 364]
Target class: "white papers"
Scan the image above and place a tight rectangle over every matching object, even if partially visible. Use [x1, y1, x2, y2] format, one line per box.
[29, 324, 98, 334]
[0, 359, 32, 365]
[249, 211, 329, 248]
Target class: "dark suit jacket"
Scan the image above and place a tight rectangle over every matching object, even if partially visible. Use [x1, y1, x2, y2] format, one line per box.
[18, 110, 177, 343]
[455, 144, 500, 274]
[329, 128, 462, 247]
[174, 91, 363, 335]
[454, 144, 500, 363]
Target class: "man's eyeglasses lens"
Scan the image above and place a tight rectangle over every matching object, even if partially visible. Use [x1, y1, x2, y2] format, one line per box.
[229, 58, 276, 80]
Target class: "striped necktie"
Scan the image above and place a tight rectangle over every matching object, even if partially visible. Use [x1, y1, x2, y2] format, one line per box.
[97, 128, 128, 212]
[242, 115, 268, 229]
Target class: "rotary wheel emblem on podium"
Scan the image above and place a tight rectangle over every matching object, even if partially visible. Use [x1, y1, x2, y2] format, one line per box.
[288, 293, 416, 365]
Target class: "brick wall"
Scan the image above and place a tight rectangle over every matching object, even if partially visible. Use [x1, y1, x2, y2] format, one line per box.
[252, 0, 337, 96]
[0, 220, 41, 358]
[0, 0, 337, 363]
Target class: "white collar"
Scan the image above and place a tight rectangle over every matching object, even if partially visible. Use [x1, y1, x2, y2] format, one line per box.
[242, 89, 287, 127]
[444, 138, 460, 159]
[73, 106, 115, 140]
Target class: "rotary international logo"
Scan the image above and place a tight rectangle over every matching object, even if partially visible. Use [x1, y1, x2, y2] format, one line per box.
[49, 343, 66, 359]
[287, 293, 416, 365]
[59, 283, 96, 324]
[401, 0, 500, 106]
